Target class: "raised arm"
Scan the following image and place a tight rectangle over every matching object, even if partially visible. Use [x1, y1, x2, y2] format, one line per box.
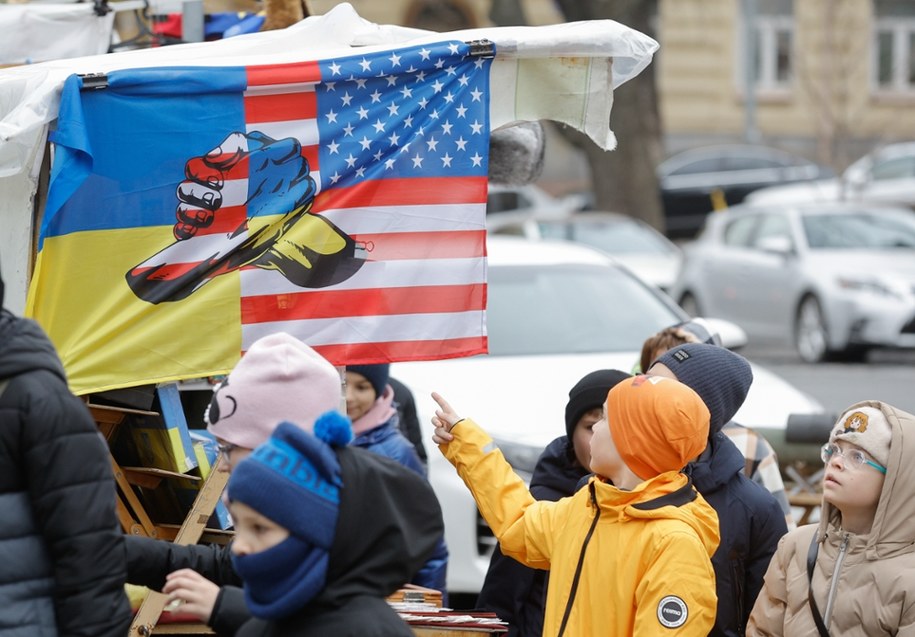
[429, 392, 557, 568]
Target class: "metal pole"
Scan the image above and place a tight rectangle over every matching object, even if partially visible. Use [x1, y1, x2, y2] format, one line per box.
[182, 0, 204, 43]
[743, 0, 761, 144]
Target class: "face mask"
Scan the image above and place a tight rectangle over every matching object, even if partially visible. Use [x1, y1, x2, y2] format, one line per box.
[232, 534, 329, 619]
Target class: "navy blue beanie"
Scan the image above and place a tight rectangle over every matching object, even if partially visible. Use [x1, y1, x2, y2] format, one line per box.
[653, 343, 753, 435]
[228, 421, 343, 549]
[564, 369, 632, 440]
[347, 364, 390, 399]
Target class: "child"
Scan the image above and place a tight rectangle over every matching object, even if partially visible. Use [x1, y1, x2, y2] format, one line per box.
[642, 320, 795, 531]
[650, 343, 788, 636]
[476, 369, 632, 637]
[345, 363, 448, 596]
[432, 375, 720, 635]
[346, 364, 426, 475]
[129, 331, 344, 632]
[748, 400, 915, 635]
[228, 417, 445, 636]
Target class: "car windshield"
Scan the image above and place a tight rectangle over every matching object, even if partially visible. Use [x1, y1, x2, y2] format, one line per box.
[486, 264, 681, 355]
[536, 220, 677, 255]
[802, 212, 915, 249]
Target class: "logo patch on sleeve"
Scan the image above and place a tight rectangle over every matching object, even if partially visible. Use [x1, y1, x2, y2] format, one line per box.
[657, 596, 688, 628]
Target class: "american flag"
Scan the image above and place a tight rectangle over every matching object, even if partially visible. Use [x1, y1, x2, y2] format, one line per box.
[238, 41, 492, 364]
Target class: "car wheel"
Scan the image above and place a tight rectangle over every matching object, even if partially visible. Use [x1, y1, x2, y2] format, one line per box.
[795, 295, 829, 363]
[678, 292, 701, 318]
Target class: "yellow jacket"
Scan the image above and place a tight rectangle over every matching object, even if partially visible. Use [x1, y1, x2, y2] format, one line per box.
[443, 418, 720, 636]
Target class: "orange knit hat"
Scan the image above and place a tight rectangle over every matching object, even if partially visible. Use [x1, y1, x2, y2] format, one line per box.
[607, 375, 710, 481]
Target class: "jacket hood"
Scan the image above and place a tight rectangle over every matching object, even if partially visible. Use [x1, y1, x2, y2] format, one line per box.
[0, 312, 67, 382]
[529, 436, 589, 502]
[818, 400, 915, 560]
[688, 431, 744, 494]
[592, 471, 720, 560]
[314, 446, 443, 608]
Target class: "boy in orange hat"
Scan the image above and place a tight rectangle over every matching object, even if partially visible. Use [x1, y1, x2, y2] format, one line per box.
[431, 375, 720, 636]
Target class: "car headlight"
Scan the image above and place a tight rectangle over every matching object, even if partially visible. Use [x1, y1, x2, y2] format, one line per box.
[836, 275, 908, 299]
[492, 438, 545, 483]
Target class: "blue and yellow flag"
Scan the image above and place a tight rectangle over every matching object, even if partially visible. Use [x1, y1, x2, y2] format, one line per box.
[29, 41, 492, 395]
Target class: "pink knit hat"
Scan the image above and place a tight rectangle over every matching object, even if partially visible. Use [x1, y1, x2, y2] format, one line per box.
[205, 332, 342, 450]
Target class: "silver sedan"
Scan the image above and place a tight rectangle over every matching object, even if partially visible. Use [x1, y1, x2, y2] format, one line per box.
[670, 202, 915, 363]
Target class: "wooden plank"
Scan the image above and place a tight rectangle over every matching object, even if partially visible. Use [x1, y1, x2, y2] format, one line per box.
[111, 455, 159, 538]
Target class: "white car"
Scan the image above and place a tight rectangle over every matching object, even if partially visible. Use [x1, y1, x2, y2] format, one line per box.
[393, 236, 827, 597]
[487, 210, 683, 291]
[747, 142, 915, 208]
[485, 183, 586, 226]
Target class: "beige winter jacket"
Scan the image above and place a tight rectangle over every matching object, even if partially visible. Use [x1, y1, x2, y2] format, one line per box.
[747, 400, 915, 636]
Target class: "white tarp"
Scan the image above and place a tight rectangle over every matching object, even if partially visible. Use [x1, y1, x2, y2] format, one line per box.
[0, 2, 658, 313]
[0, 3, 115, 65]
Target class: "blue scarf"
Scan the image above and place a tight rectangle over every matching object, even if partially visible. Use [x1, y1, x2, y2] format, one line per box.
[232, 534, 329, 619]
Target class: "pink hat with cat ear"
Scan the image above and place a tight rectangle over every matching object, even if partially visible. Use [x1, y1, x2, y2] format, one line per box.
[205, 332, 342, 450]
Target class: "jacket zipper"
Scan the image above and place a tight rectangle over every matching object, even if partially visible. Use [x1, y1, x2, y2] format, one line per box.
[557, 482, 600, 637]
[822, 533, 850, 627]
[729, 548, 745, 637]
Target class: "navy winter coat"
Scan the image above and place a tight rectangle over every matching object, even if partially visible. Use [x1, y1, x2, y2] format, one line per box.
[691, 431, 788, 637]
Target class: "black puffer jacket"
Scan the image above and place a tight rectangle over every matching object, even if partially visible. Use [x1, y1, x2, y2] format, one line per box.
[691, 431, 788, 637]
[0, 311, 131, 637]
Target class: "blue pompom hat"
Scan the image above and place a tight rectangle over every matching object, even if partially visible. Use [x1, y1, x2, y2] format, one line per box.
[228, 418, 345, 551]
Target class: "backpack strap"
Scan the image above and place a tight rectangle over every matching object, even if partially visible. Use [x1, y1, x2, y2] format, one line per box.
[806, 532, 830, 637]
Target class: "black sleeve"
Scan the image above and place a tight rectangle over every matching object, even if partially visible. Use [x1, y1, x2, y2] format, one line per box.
[389, 376, 427, 464]
[126, 535, 242, 589]
[744, 492, 790, 625]
[208, 585, 253, 637]
[477, 545, 549, 637]
[21, 372, 131, 637]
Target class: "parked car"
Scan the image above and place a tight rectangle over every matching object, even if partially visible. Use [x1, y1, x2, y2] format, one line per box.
[393, 236, 828, 597]
[487, 210, 683, 291]
[486, 183, 583, 220]
[747, 141, 915, 209]
[658, 144, 831, 240]
[670, 202, 915, 363]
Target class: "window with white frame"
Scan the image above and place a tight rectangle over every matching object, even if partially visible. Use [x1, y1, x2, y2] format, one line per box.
[740, 0, 794, 92]
[873, 0, 915, 93]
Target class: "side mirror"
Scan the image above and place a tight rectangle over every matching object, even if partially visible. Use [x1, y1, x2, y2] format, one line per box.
[757, 235, 793, 255]
[697, 317, 748, 350]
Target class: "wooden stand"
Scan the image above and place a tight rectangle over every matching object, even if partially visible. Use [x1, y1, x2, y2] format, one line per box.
[88, 395, 230, 637]
[129, 461, 228, 637]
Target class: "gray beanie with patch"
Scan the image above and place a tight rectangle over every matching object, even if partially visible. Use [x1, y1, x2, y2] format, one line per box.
[653, 343, 753, 435]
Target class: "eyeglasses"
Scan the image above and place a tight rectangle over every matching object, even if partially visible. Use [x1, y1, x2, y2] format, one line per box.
[217, 442, 238, 457]
[820, 443, 887, 475]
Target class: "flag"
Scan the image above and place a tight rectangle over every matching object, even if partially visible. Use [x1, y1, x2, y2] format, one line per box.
[29, 40, 492, 395]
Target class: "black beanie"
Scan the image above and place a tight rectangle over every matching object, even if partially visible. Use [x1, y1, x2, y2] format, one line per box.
[564, 369, 632, 439]
[347, 364, 390, 400]
[654, 343, 753, 435]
